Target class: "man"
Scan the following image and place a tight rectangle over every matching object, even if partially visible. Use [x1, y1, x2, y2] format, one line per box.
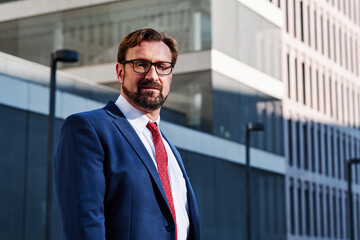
[54, 28, 200, 240]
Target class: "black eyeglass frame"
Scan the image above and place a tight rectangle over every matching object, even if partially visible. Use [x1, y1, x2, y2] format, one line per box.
[120, 59, 174, 76]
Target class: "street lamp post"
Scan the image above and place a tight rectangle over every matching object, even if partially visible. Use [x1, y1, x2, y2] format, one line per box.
[45, 49, 78, 240]
[245, 122, 265, 240]
[347, 158, 360, 240]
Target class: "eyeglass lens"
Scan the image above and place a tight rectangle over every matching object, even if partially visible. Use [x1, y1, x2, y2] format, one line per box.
[133, 60, 172, 75]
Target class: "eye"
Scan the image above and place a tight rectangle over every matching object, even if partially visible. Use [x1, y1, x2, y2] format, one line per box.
[157, 62, 171, 70]
[134, 60, 149, 68]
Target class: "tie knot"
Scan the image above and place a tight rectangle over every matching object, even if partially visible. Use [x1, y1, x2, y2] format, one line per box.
[146, 122, 158, 133]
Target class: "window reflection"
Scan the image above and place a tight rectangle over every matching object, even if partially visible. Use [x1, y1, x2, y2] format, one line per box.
[0, 0, 211, 67]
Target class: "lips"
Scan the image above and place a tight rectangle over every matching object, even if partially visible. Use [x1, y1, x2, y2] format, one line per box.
[141, 86, 159, 90]
[138, 80, 163, 91]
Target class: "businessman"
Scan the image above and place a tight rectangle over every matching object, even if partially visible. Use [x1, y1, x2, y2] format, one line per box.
[54, 28, 200, 240]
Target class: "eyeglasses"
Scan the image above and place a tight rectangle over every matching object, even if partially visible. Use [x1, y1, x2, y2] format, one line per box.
[120, 59, 174, 76]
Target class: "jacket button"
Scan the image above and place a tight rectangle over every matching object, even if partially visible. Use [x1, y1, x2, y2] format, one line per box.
[166, 224, 175, 232]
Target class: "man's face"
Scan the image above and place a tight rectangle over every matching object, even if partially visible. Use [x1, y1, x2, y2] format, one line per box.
[116, 41, 173, 113]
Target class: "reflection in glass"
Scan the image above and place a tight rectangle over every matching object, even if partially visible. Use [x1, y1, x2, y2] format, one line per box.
[0, 0, 211, 68]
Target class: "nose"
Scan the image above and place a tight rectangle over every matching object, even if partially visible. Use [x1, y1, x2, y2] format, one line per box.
[145, 64, 159, 81]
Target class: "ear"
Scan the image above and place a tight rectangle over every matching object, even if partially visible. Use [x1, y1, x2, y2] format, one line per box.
[116, 63, 124, 83]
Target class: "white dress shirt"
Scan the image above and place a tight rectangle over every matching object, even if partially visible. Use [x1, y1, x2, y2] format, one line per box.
[115, 95, 189, 240]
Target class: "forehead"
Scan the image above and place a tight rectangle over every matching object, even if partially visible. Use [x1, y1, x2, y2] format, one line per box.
[126, 41, 172, 62]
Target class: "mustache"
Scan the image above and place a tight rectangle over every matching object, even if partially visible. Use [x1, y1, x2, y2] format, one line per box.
[138, 80, 163, 91]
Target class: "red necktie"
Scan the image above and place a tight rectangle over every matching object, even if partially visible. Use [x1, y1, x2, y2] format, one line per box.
[146, 122, 177, 238]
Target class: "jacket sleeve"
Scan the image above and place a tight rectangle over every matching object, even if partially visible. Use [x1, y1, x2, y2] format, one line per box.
[54, 113, 106, 240]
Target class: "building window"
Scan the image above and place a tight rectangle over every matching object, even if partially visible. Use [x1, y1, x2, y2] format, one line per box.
[323, 74, 327, 114]
[326, 187, 331, 238]
[337, 130, 342, 179]
[314, 10, 318, 50]
[286, 0, 289, 32]
[321, 14, 325, 54]
[356, 195, 360, 238]
[339, 29, 343, 66]
[316, 70, 320, 111]
[324, 126, 329, 176]
[333, 188, 338, 238]
[307, 5, 311, 45]
[339, 191, 344, 237]
[296, 120, 301, 168]
[350, 36, 354, 73]
[335, 80, 339, 120]
[352, 90, 356, 127]
[290, 178, 295, 234]
[345, 32, 348, 69]
[311, 123, 316, 172]
[287, 53, 291, 99]
[343, 134, 347, 179]
[347, 87, 350, 126]
[302, 62, 306, 105]
[341, 83, 344, 123]
[295, 58, 299, 102]
[329, 77, 333, 117]
[345, 193, 349, 238]
[298, 180, 303, 235]
[356, 40, 359, 76]
[355, 139, 359, 183]
[327, 19, 331, 58]
[331, 129, 336, 177]
[303, 122, 308, 170]
[313, 184, 318, 236]
[318, 124, 322, 174]
[305, 182, 310, 236]
[309, 65, 313, 108]
[358, 92, 360, 127]
[320, 186, 325, 237]
[294, 0, 297, 38]
[300, 1, 304, 42]
[288, 119, 293, 166]
[333, 24, 337, 62]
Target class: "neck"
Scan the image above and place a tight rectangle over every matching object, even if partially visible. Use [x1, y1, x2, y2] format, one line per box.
[145, 109, 161, 121]
[122, 94, 161, 121]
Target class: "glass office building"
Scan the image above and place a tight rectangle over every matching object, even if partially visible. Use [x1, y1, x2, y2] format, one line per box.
[0, 0, 286, 239]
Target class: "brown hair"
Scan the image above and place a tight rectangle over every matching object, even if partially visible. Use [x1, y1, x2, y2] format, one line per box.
[117, 28, 179, 65]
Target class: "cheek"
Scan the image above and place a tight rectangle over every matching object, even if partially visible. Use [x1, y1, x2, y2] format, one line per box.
[163, 77, 172, 92]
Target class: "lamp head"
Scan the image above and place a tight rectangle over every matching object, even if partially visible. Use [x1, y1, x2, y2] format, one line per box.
[246, 122, 265, 131]
[53, 49, 79, 63]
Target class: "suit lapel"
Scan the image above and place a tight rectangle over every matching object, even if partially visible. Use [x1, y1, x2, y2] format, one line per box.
[103, 101, 169, 208]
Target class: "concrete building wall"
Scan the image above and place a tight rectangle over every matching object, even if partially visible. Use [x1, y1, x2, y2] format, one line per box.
[272, 0, 360, 239]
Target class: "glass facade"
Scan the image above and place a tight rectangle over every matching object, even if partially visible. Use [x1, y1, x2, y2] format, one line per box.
[167, 70, 284, 155]
[0, 0, 280, 80]
[0, 0, 211, 68]
[181, 149, 286, 240]
[0, 105, 63, 240]
[212, 0, 282, 79]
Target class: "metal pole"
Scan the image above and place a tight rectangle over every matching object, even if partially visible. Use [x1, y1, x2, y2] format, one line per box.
[45, 53, 56, 240]
[244, 123, 264, 240]
[245, 128, 251, 240]
[347, 159, 360, 240]
[44, 49, 78, 240]
[348, 161, 354, 240]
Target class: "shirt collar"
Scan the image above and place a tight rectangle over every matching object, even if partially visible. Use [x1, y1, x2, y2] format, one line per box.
[115, 95, 160, 134]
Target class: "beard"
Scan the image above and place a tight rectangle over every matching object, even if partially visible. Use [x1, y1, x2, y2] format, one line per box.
[122, 77, 168, 111]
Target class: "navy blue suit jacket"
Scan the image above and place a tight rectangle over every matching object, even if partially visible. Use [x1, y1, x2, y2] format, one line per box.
[54, 101, 200, 240]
